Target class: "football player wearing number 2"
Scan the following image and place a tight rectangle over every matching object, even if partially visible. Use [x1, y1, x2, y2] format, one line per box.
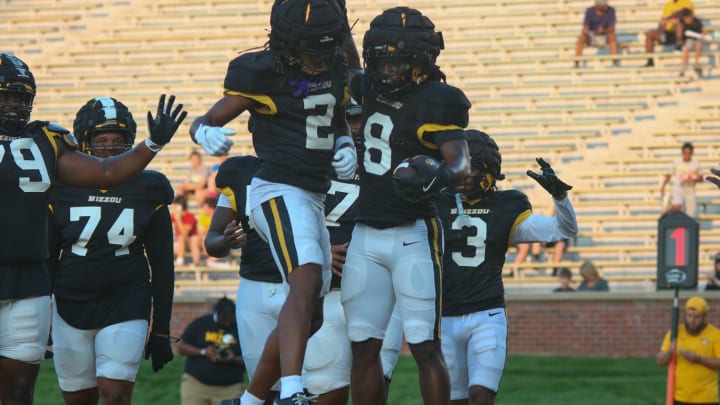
[0, 52, 185, 405]
[341, 7, 471, 405]
[189, 1, 355, 404]
[436, 130, 578, 405]
[48, 98, 176, 405]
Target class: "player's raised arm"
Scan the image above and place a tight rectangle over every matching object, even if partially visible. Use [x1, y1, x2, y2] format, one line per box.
[56, 94, 186, 188]
[511, 157, 578, 244]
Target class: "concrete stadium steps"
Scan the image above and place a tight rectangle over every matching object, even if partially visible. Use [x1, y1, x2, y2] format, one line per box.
[4, 0, 720, 290]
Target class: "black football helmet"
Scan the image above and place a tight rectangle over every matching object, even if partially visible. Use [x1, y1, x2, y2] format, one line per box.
[363, 7, 445, 97]
[462, 129, 505, 199]
[73, 97, 136, 157]
[345, 96, 363, 148]
[269, 0, 347, 76]
[0, 53, 36, 133]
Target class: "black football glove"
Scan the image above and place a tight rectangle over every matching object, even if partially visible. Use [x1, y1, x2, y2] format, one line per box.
[144, 333, 175, 372]
[707, 168, 720, 189]
[526, 157, 572, 199]
[392, 155, 452, 203]
[147, 94, 187, 146]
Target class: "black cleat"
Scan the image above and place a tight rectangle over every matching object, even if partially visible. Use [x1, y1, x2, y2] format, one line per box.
[274, 392, 317, 405]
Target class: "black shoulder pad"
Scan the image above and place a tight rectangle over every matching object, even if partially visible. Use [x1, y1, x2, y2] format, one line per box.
[416, 83, 471, 128]
[224, 51, 283, 94]
[215, 156, 261, 190]
[499, 189, 533, 212]
[142, 170, 175, 205]
[42, 122, 79, 149]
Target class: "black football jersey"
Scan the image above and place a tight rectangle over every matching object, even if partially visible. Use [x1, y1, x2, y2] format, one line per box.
[223, 51, 349, 193]
[436, 190, 532, 316]
[0, 122, 67, 300]
[215, 156, 282, 284]
[325, 174, 359, 289]
[354, 78, 470, 228]
[49, 170, 173, 303]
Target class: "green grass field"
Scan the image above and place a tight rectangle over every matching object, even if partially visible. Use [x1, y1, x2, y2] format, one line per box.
[35, 355, 668, 404]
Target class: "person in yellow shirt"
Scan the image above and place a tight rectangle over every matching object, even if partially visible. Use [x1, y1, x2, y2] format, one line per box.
[657, 296, 720, 405]
[644, 0, 695, 66]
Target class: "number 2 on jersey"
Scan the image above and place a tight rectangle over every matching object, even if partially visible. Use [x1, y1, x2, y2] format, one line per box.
[70, 207, 136, 256]
[451, 216, 488, 267]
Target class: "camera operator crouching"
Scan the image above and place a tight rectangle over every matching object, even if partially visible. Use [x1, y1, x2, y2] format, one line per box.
[177, 297, 246, 405]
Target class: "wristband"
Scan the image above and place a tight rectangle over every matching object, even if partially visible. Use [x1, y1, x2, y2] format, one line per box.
[144, 137, 163, 153]
[200, 348, 207, 357]
[334, 135, 353, 151]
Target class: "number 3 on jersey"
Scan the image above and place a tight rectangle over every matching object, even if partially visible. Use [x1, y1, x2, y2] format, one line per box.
[70, 207, 136, 256]
[0, 138, 51, 192]
[452, 216, 487, 268]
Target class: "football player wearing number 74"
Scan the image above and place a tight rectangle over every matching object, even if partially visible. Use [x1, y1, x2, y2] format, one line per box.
[436, 130, 578, 405]
[0, 52, 186, 405]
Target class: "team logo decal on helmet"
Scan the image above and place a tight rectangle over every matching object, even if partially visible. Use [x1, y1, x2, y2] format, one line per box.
[269, 0, 347, 76]
[0, 53, 36, 133]
[73, 97, 137, 156]
[363, 7, 445, 97]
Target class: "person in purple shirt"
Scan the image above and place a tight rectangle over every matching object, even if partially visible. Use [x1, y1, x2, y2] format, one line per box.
[575, 0, 618, 67]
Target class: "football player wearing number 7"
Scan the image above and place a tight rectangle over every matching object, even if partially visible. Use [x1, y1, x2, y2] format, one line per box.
[48, 97, 177, 405]
[436, 130, 578, 405]
[189, 1, 356, 404]
[0, 52, 185, 405]
[341, 7, 472, 405]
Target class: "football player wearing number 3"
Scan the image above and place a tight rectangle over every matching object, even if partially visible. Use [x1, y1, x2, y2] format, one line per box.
[189, 1, 355, 404]
[0, 53, 185, 405]
[341, 7, 471, 405]
[436, 130, 578, 405]
[48, 98, 176, 405]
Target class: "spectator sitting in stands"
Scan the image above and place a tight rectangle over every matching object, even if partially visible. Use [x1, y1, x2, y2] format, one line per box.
[177, 149, 211, 206]
[577, 260, 610, 291]
[575, 0, 618, 68]
[705, 253, 720, 290]
[677, 8, 707, 77]
[171, 195, 202, 267]
[645, 0, 695, 67]
[197, 196, 220, 266]
[553, 268, 575, 292]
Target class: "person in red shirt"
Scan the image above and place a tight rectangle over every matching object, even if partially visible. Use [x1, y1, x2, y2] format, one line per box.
[171, 195, 201, 266]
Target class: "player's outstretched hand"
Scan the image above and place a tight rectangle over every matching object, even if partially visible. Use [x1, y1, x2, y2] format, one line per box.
[144, 333, 175, 372]
[527, 157, 572, 199]
[195, 124, 235, 156]
[706, 168, 720, 189]
[147, 94, 187, 148]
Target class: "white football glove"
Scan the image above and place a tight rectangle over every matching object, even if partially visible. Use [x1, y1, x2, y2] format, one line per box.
[194, 124, 235, 156]
[332, 145, 357, 180]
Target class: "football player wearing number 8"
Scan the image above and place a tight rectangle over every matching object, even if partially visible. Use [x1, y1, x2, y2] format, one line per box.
[341, 7, 471, 405]
[189, 1, 356, 404]
[436, 130, 577, 405]
[0, 52, 185, 405]
[47, 97, 177, 405]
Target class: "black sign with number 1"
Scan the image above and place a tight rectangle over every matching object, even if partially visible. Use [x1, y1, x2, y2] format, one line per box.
[657, 211, 699, 290]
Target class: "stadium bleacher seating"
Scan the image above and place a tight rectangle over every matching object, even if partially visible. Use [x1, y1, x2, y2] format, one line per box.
[4, 0, 720, 295]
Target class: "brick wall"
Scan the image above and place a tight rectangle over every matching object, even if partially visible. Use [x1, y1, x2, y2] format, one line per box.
[171, 292, 720, 358]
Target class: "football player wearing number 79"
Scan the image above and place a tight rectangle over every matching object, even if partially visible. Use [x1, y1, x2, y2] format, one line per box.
[0, 52, 186, 405]
[436, 130, 578, 405]
[189, 1, 356, 404]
